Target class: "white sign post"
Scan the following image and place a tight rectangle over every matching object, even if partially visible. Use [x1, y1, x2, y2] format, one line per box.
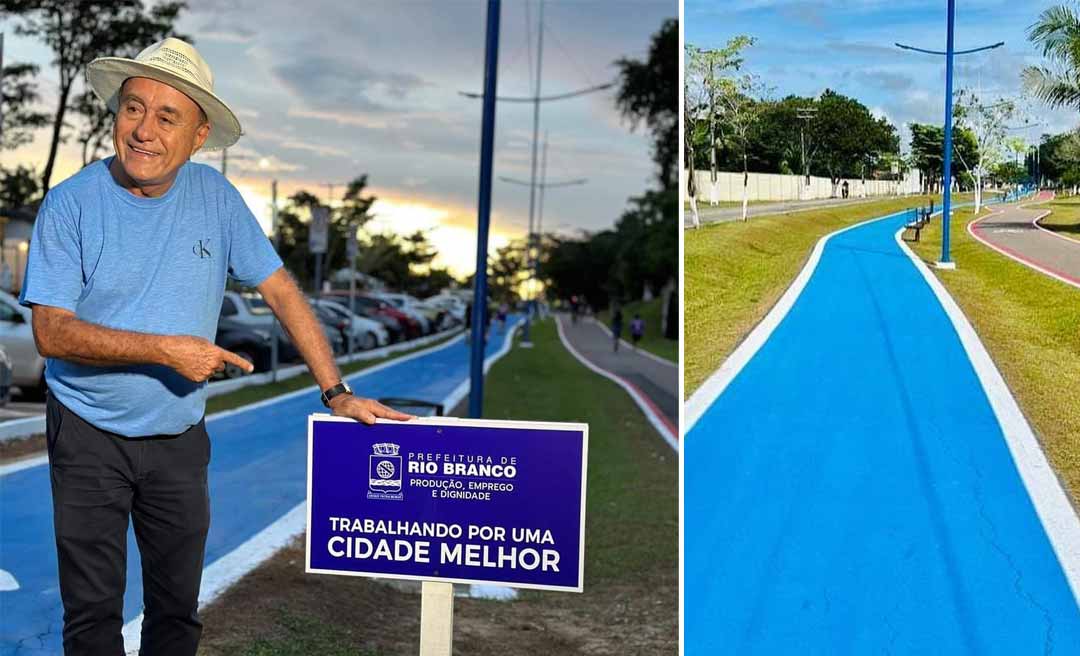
[419, 581, 454, 655]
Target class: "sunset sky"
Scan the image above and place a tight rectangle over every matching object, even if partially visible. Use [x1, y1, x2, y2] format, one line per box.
[3, 0, 676, 277]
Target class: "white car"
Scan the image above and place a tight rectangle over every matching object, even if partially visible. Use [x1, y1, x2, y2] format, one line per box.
[220, 290, 275, 327]
[423, 294, 466, 323]
[311, 298, 390, 350]
[0, 289, 46, 399]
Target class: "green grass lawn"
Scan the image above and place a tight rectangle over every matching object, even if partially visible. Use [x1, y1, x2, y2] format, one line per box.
[596, 297, 676, 363]
[481, 318, 676, 586]
[910, 209, 1080, 505]
[199, 318, 676, 655]
[1029, 195, 1080, 237]
[684, 194, 942, 398]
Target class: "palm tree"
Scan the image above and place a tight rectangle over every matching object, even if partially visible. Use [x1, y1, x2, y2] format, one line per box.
[1024, 5, 1080, 109]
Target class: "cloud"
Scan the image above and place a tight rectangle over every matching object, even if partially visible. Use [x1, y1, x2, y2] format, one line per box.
[271, 55, 430, 113]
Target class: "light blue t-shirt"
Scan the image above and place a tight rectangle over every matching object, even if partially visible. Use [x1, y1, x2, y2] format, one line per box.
[19, 156, 283, 437]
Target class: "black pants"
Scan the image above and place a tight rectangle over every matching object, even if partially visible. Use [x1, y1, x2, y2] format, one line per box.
[46, 392, 211, 656]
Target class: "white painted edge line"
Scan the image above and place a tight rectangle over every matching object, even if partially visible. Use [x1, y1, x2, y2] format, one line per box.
[0, 328, 466, 446]
[586, 317, 677, 368]
[0, 452, 48, 477]
[440, 321, 521, 413]
[968, 207, 1080, 291]
[1033, 216, 1080, 246]
[895, 227, 1080, 607]
[122, 321, 521, 654]
[0, 416, 45, 443]
[123, 503, 308, 653]
[683, 208, 914, 433]
[1029, 192, 1080, 246]
[555, 315, 677, 451]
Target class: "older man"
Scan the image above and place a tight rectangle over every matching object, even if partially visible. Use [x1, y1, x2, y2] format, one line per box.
[18, 38, 410, 655]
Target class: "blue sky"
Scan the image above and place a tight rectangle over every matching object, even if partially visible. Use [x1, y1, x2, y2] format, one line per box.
[685, 0, 1078, 151]
[3, 1, 674, 276]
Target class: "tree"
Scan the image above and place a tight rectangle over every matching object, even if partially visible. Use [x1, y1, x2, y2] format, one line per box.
[1024, 5, 1080, 112]
[717, 73, 768, 220]
[814, 90, 897, 197]
[0, 164, 40, 209]
[615, 18, 678, 192]
[1, 0, 188, 193]
[953, 89, 1015, 212]
[1, 61, 49, 152]
[909, 122, 977, 193]
[686, 35, 754, 205]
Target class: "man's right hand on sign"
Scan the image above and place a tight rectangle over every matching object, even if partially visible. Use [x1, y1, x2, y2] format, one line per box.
[165, 334, 254, 381]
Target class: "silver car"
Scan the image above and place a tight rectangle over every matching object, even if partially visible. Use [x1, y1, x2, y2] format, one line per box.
[0, 289, 45, 399]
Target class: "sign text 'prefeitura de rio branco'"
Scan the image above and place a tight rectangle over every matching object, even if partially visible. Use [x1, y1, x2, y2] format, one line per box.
[305, 415, 589, 592]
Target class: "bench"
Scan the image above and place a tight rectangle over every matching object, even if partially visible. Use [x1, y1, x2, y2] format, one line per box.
[902, 207, 931, 242]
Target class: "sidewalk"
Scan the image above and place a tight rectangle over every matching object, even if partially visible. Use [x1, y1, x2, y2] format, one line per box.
[970, 195, 1080, 289]
[684, 195, 888, 228]
[555, 314, 677, 436]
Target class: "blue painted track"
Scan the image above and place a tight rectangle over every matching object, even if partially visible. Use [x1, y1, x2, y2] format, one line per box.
[1, 319, 516, 654]
[685, 211, 1080, 654]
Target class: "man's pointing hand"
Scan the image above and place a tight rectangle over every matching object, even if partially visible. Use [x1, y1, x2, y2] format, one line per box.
[165, 335, 254, 382]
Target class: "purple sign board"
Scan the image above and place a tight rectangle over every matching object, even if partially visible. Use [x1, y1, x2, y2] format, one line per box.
[306, 414, 589, 592]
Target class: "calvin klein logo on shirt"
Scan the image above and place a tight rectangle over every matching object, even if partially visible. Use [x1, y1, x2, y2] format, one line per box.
[193, 239, 212, 259]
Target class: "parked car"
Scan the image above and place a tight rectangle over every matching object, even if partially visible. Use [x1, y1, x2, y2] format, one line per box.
[354, 294, 422, 340]
[310, 298, 389, 351]
[424, 294, 467, 323]
[221, 290, 343, 356]
[0, 345, 12, 406]
[213, 316, 301, 378]
[371, 292, 432, 334]
[307, 302, 350, 355]
[220, 290, 275, 327]
[322, 292, 405, 343]
[0, 289, 46, 399]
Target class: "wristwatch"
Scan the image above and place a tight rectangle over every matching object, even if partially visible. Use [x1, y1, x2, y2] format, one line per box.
[320, 380, 353, 408]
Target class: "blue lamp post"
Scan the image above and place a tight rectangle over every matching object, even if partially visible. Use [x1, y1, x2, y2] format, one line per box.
[897, 0, 1002, 268]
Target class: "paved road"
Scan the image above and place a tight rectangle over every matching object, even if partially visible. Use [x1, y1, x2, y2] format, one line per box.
[0, 318, 519, 655]
[685, 208, 1080, 653]
[970, 195, 1080, 288]
[685, 196, 891, 228]
[556, 314, 676, 434]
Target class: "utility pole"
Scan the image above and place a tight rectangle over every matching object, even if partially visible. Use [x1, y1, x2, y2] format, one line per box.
[500, 131, 587, 306]
[796, 106, 818, 197]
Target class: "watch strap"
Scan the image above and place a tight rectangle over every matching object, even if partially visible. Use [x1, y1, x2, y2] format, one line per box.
[321, 381, 352, 407]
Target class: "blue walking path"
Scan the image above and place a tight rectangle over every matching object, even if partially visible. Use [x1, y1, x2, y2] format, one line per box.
[1, 319, 518, 654]
[684, 210, 1080, 654]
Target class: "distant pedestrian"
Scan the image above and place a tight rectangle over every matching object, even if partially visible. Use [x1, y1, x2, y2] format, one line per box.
[570, 295, 580, 324]
[842, 180, 850, 199]
[611, 306, 624, 353]
[630, 314, 645, 350]
[497, 302, 508, 333]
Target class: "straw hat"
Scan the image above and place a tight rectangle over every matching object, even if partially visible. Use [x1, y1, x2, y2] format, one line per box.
[86, 37, 242, 151]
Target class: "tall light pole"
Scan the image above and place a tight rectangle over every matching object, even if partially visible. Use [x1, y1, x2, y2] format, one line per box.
[460, 0, 612, 345]
[897, 1, 1002, 269]
[468, 0, 501, 420]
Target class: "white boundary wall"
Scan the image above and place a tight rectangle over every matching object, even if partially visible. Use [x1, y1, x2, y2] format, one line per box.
[686, 169, 924, 203]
